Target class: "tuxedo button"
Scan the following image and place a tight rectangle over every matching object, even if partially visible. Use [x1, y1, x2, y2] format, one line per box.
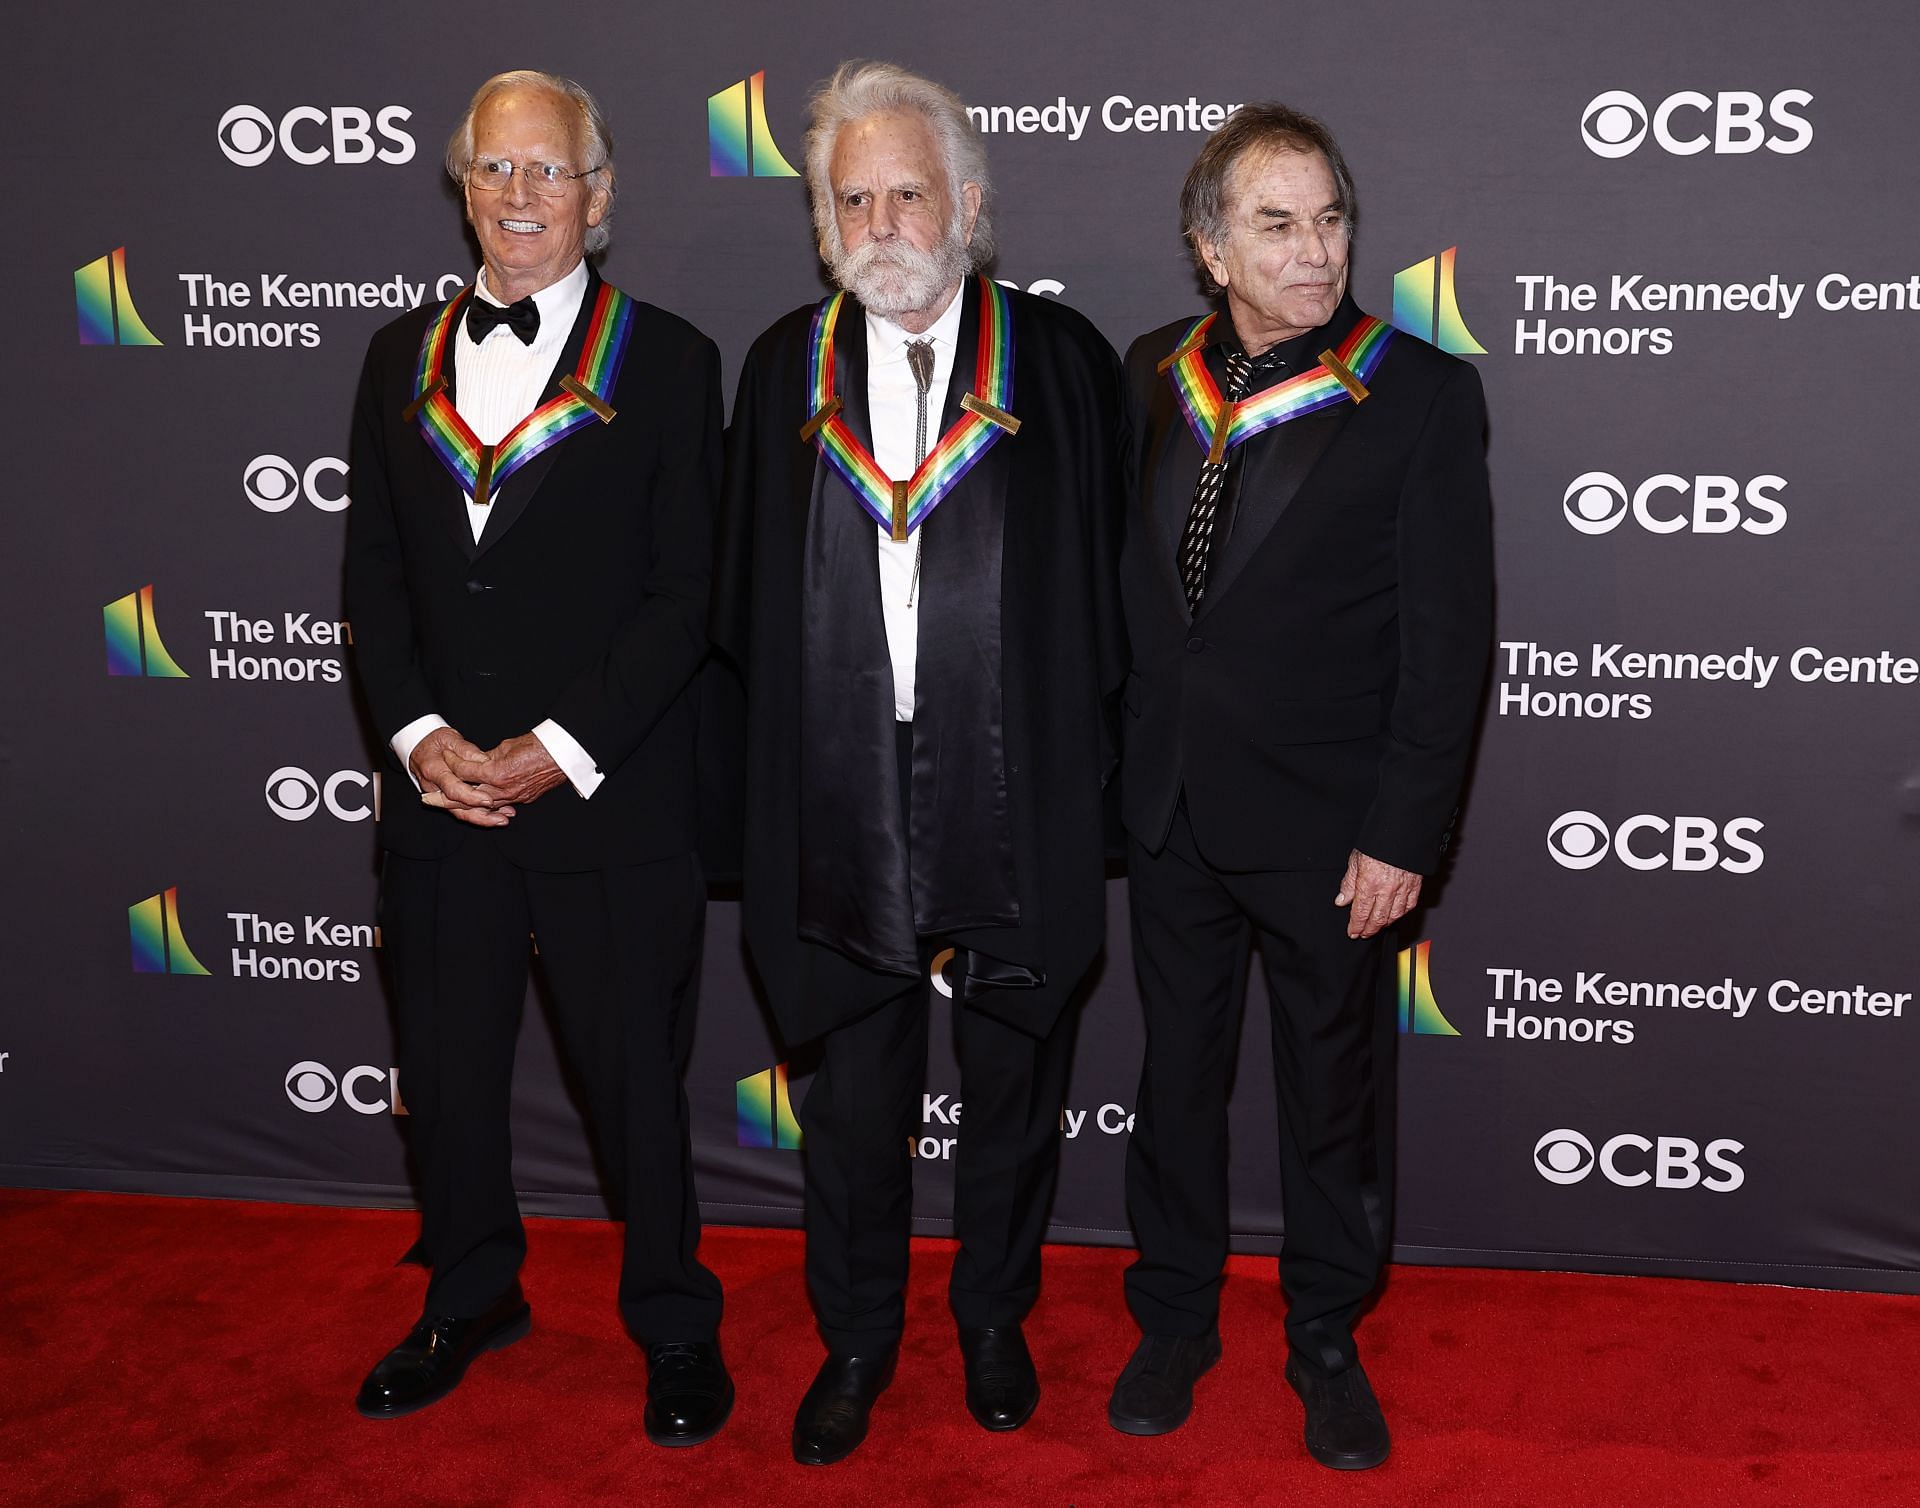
[465, 579, 492, 594]
[1185, 636, 1205, 654]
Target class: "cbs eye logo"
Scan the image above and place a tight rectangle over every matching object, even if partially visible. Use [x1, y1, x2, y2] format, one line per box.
[246, 455, 349, 514]
[1533, 1129, 1596, 1184]
[1546, 811, 1611, 869]
[1580, 92, 1649, 158]
[218, 106, 279, 167]
[285, 1061, 343, 1111]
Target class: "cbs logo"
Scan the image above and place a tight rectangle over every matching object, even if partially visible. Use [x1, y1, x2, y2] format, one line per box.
[1563, 472, 1786, 536]
[265, 766, 382, 823]
[218, 104, 416, 167]
[1580, 89, 1813, 158]
[1534, 1129, 1744, 1191]
[1547, 811, 1764, 873]
[246, 455, 349, 514]
[285, 1061, 406, 1115]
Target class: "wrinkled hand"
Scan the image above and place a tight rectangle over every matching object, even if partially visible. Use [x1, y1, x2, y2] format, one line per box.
[411, 726, 516, 828]
[449, 733, 567, 809]
[1334, 850, 1423, 940]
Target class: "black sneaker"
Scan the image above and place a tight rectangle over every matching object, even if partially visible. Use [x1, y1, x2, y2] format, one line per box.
[1284, 1353, 1390, 1470]
[1106, 1331, 1222, 1435]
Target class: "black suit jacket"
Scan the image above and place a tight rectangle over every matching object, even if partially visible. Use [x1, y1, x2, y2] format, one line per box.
[1119, 297, 1493, 876]
[344, 268, 720, 870]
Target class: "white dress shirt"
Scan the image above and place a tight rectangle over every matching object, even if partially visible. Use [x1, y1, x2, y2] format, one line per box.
[866, 289, 964, 721]
[389, 261, 603, 798]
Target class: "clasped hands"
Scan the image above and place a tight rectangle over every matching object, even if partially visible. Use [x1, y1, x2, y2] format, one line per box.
[410, 726, 566, 827]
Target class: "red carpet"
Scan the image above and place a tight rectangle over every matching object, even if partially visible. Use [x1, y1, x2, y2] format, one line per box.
[2, 1191, 1915, 1507]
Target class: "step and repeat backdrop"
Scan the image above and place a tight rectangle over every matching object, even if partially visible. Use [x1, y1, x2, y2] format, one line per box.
[5, 0, 1917, 1292]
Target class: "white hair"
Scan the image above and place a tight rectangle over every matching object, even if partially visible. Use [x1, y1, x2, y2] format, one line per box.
[445, 70, 616, 254]
[804, 60, 995, 268]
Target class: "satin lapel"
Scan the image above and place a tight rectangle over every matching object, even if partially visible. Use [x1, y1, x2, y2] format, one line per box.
[1196, 402, 1351, 615]
[926, 276, 1012, 595]
[472, 268, 601, 562]
[1148, 362, 1204, 618]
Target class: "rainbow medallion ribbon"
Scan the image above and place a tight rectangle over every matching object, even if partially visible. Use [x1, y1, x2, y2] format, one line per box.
[800, 275, 1019, 541]
[1162, 312, 1394, 464]
[405, 282, 636, 507]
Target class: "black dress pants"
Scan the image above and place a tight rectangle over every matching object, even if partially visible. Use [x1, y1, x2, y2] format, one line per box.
[1122, 802, 1397, 1378]
[798, 963, 1078, 1355]
[796, 722, 1079, 1355]
[380, 833, 723, 1344]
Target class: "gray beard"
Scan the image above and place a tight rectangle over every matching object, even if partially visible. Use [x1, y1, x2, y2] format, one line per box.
[830, 228, 971, 320]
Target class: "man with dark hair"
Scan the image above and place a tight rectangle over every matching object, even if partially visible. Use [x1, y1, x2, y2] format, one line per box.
[713, 59, 1128, 1466]
[344, 70, 731, 1444]
[1109, 103, 1493, 1469]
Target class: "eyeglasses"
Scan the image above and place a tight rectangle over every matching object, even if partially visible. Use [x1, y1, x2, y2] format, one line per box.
[466, 156, 602, 197]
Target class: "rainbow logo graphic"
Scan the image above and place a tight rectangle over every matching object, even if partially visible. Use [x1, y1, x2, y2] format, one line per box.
[1391, 247, 1486, 355]
[104, 585, 189, 678]
[708, 71, 799, 178]
[1397, 940, 1460, 1036]
[129, 887, 211, 976]
[736, 1063, 803, 1148]
[75, 247, 163, 347]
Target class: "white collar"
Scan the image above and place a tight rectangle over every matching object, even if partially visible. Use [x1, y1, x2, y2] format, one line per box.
[865, 280, 967, 362]
[473, 258, 589, 325]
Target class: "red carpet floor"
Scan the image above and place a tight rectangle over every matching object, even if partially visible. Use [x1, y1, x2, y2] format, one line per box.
[2, 1191, 1916, 1507]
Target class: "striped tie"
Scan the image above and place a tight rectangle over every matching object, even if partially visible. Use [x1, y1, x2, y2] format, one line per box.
[1178, 349, 1254, 611]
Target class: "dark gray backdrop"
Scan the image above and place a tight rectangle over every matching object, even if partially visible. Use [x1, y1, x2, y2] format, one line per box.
[5, 0, 1917, 1293]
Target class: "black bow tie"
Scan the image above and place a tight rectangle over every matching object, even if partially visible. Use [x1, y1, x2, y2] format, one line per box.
[466, 294, 540, 346]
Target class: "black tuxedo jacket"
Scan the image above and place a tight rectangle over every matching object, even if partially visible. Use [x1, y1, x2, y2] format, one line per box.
[1119, 297, 1492, 877]
[344, 268, 720, 870]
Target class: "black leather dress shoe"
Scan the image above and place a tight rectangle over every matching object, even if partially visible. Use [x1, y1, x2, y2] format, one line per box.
[791, 1350, 898, 1465]
[1107, 1331, 1222, 1435]
[958, 1325, 1039, 1431]
[355, 1287, 531, 1418]
[644, 1339, 734, 1447]
[1284, 1354, 1390, 1470]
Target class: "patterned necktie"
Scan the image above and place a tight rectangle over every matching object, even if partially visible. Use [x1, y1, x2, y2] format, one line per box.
[1178, 348, 1253, 611]
[905, 339, 935, 468]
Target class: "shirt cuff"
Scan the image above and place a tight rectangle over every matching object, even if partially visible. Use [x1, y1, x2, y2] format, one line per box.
[390, 714, 451, 793]
[533, 719, 604, 799]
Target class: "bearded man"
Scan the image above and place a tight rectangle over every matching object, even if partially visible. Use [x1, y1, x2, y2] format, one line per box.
[712, 60, 1128, 1466]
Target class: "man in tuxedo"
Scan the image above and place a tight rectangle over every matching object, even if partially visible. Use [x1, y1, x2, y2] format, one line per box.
[343, 70, 730, 1443]
[713, 61, 1127, 1465]
[1109, 105, 1493, 1469]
